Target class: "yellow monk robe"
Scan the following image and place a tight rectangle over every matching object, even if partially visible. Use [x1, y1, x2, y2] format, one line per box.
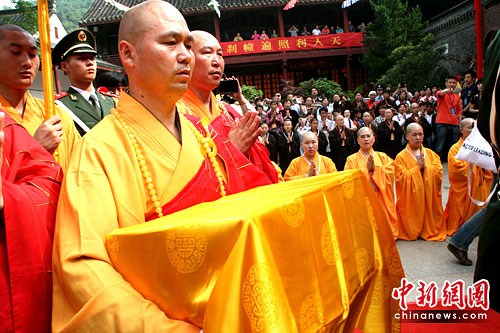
[181, 88, 222, 120]
[52, 92, 227, 332]
[444, 138, 493, 236]
[0, 92, 80, 171]
[105, 170, 405, 332]
[284, 152, 337, 181]
[395, 145, 446, 241]
[345, 150, 398, 239]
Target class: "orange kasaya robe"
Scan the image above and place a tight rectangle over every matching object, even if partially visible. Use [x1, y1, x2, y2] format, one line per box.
[395, 145, 446, 241]
[0, 113, 63, 333]
[0, 93, 80, 172]
[444, 138, 493, 236]
[180, 89, 279, 183]
[345, 150, 398, 239]
[52, 92, 272, 332]
[284, 152, 337, 181]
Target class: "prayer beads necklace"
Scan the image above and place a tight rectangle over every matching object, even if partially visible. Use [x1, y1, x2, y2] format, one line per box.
[113, 110, 164, 218]
[112, 110, 227, 220]
[182, 114, 227, 197]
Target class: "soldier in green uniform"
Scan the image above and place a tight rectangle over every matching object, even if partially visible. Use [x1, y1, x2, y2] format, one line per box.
[52, 29, 115, 136]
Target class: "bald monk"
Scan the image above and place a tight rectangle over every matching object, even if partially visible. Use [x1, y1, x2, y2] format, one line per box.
[0, 24, 80, 171]
[52, 2, 271, 332]
[284, 131, 337, 180]
[395, 123, 446, 241]
[179, 30, 278, 182]
[443, 118, 493, 235]
[345, 127, 398, 239]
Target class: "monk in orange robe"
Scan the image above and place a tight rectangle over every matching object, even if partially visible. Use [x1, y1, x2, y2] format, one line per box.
[444, 118, 493, 235]
[0, 112, 63, 333]
[0, 24, 80, 172]
[345, 127, 398, 239]
[52, 3, 272, 332]
[179, 30, 278, 183]
[395, 123, 446, 241]
[284, 131, 337, 180]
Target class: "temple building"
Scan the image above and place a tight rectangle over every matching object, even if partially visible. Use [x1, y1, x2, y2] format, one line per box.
[78, 0, 499, 96]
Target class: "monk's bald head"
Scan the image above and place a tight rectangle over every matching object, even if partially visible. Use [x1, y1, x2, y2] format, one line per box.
[357, 126, 373, 138]
[191, 30, 220, 50]
[0, 24, 32, 41]
[117, 0, 193, 106]
[406, 122, 423, 135]
[302, 131, 318, 158]
[459, 118, 475, 139]
[188, 30, 224, 92]
[460, 117, 474, 129]
[119, 0, 186, 44]
[302, 131, 318, 142]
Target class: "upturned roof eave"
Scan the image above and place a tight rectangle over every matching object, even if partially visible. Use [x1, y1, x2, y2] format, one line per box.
[79, 0, 342, 26]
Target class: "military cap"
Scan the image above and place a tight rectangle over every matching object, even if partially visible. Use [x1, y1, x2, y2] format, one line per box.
[52, 29, 97, 66]
[376, 84, 383, 90]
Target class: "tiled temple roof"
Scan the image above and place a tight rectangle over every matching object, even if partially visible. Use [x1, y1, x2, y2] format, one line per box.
[80, 0, 341, 25]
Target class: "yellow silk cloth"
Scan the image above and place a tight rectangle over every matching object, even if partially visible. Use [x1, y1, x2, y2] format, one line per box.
[444, 138, 493, 235]
[106, 170, 404, 332]
[345, 150, 398, 239]
[0, 93, 80, 171]
[284, 152, 338, 180]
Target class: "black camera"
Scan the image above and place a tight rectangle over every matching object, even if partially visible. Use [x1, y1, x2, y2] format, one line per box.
[217, 79, 239, 94]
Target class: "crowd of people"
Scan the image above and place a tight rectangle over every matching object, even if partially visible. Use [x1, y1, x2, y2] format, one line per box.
[255, 75, 482, 167]
[252, 75, 492, 246]
[231, 20, 366, 41]
[0, 0, 498, 330]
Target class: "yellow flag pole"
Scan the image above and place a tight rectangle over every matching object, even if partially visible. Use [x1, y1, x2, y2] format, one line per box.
[38, 0, 55, 120]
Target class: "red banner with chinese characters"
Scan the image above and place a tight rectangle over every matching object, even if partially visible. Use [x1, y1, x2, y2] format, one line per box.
[221, 32, 364, 57]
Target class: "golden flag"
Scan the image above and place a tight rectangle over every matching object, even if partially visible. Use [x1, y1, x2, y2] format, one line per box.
[37, 0, 55, 120]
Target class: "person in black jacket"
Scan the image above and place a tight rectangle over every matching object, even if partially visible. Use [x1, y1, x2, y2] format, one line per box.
[329, 114, 356, 170]
[309, 118, 328, 156]
[277, 119, 301, 174]
[259, 122, 278, 163]
[377, 107, 404, 159]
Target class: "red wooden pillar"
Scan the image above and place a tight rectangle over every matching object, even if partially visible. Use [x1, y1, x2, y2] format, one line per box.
[283, 59, 288, 81]
[277, 8, 285, 37]
[474, 0, 484, 78]
[343, 8, 348, 32]
[346, 55, 352, 91]
[213, 13, 221, 41]
[54, 66, 61, 94]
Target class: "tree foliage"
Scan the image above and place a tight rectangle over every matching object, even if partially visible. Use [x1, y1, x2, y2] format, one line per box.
[57, 0, 93, 31]
[298, 77, 343, 98]
[377, 34, 446, 90]
[0, 0, 37, 34]
[361, 0, 445, 88]
[241, 85, 263, 101]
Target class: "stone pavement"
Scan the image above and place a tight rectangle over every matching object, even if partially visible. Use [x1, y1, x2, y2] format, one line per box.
[396, 162, 479, 302]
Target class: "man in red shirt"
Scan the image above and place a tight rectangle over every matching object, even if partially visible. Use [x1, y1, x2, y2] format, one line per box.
[434, 76, 462, 160]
